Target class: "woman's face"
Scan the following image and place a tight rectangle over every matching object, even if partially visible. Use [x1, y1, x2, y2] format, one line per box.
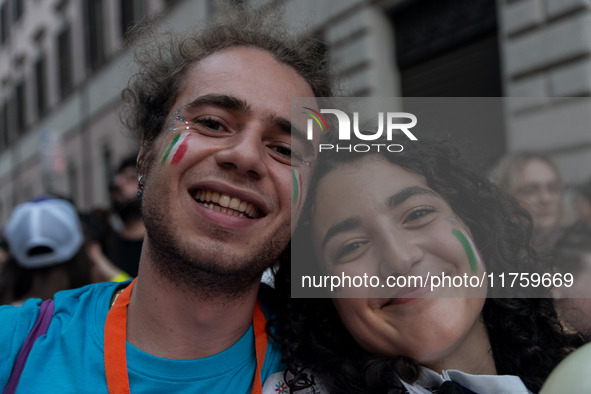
[513, 158, 562, 233]
[311, 155, 489, 369]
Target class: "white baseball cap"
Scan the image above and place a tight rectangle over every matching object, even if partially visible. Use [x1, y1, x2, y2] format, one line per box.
[4, 198, 83, 269]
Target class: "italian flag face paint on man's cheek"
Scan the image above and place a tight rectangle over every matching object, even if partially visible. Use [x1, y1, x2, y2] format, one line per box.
[291, 168, 303, 211]
[159, 131, 191, 165]
[451, 228, 484, 274]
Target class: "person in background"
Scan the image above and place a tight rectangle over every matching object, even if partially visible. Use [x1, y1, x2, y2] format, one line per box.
[79, 207, 131, 283]
[82, 154, 144, 279]
[107, 154, 145, 277]
[489, 152, 566, 247]
[1, 197, 91, 306]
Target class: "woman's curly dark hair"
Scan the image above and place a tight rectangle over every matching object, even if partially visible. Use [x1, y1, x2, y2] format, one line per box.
[271, 137, 584, 393]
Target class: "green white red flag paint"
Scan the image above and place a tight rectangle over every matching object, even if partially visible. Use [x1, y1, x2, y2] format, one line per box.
[291, 168, 302, 211]
[160, 131, 191, 165]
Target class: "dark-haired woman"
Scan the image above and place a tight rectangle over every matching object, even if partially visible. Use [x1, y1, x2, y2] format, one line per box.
[269, 137, 584, 393]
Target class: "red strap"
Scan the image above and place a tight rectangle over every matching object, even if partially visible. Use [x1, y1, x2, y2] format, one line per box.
[103, 280, 268, 394]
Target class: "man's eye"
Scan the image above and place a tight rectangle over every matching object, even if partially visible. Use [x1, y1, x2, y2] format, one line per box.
[195, 117, 226, 132]
[403, 207, 435, 224]
[269, 144, 306, 166]
[273, 145, 292, 158]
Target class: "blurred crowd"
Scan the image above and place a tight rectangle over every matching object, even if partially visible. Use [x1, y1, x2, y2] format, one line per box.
[489, 152, 591, 335]
[0, 154, 144, 305]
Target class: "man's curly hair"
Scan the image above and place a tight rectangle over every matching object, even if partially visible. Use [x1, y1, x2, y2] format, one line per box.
[271, 137, 584, 393]
[120, 4, 332, 173]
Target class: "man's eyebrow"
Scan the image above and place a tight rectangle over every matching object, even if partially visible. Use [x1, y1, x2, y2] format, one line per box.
[321, 217, 361, 250]
[388, 186, 438, 208]
[184, 94, 250, 113]
[272, 116, 315, 158]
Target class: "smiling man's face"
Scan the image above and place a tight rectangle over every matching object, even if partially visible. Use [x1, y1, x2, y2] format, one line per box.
[138, 47, 317, 291]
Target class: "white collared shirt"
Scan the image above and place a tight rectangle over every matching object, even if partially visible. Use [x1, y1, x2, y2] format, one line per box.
[400, 368, 532, 394]
[264, 368, 532, 394]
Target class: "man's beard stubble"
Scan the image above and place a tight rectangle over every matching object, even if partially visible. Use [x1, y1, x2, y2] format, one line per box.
[142, 202, 289, 300]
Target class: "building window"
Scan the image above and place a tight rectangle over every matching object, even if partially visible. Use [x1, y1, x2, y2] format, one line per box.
[57, 24, 73, 99]
[388, 0, 505, 165]
[67, 160, 79, 205]
[15, 80, 26, 134]
[0, 101, 8, 151]
[5, 94, 13, 144]
[120, 0, 146, 39]
[12, 0, 24, 23]
[390, 0, 501, 97]
[0, 2, 8, 46]
[84, 0, 106, 72]
[35, 55, 47, 117]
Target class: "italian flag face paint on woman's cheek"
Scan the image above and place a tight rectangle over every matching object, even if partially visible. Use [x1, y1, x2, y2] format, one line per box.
[291, 168, 303, 211]
[452, 228, 484, 274]
[159, 131, 191, 165]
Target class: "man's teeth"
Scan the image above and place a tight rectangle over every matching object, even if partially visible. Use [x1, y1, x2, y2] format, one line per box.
[193, 190, 259, 218]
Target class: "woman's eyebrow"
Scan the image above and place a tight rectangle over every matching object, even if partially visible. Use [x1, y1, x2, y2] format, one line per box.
[320, 187, 437, 249]
[388, 186, 438, 208]
[321, 217, 361, 250]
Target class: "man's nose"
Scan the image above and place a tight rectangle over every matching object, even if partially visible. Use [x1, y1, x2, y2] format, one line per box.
[213, 132, 268, 178]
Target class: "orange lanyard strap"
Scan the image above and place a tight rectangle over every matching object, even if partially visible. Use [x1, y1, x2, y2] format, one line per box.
[103, 280, 268, 394]
[251, 299, 268, 394]
[104, 279, 135, 394]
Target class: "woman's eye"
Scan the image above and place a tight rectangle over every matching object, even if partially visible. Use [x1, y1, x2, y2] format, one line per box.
[403, 207, 435, 224]
[335, 241, 367, 262]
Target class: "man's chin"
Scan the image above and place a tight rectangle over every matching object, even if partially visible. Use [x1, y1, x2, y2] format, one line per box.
[154, 252, 272, 299]
[143, 200, 289, 297]
[147, 232, 285, 298]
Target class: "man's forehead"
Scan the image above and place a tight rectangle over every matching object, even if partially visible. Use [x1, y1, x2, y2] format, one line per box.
[161, 47, 320, 156]
[184, 47, 315, 96]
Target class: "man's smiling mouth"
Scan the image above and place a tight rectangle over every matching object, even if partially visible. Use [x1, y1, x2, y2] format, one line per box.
[192, 189, 261, 219]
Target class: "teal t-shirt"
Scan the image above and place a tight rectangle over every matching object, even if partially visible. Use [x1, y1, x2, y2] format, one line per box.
[0, 281, 285, 393]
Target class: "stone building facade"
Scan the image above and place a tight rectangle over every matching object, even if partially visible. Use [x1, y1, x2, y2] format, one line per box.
[0, 0, 589, 222]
